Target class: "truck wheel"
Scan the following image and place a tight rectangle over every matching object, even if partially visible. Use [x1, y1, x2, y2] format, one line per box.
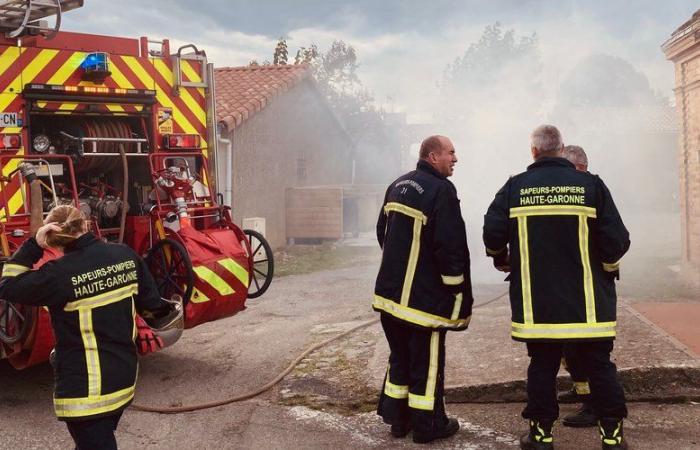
[146, 238, 194, 305]
[243, 229, 274, 299]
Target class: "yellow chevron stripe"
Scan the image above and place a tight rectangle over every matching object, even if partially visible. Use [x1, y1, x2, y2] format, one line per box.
[46, 51, 84, 85]
[123, 56, 204, 143]
[180, 60, 202, 83]
[152, 58, 206, 129]
[180, 59, 205, 99]
[190, 287, 211, 304]
[0, 92, 17, 111]
[107, 59, 138, 90]
[106, 104, 125, 113]
[21, 49, 60, 85]
[192, 265, 235, 296]
[217, 257, 250, 288]
[0, 48, 21, 92]
[7, 182, 25, 216]
[180, 60, 204, 98]
[1, 151, 21, 177]
[59, 103, 79, 111]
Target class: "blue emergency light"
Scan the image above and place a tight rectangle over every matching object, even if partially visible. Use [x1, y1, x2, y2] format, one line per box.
[81, 52, 111, 82]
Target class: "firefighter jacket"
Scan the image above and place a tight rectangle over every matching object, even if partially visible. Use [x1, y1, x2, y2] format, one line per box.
[0, 233, 165, 421]
[483, 157, 630, 342]
[373, 160, 474, 331]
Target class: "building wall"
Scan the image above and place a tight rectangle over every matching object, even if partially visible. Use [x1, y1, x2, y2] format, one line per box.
[220, 80, 354, 248]
[665, 30, 700, 287]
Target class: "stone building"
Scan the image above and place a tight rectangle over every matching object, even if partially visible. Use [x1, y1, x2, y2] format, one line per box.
[663, 9, 700, 286]
[215, 65, 354, 248]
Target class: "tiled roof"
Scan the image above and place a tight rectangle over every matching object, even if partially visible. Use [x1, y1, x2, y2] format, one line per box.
[215, 64, 311, 130]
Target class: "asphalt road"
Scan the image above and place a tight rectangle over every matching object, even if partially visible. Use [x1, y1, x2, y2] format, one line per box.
[1, 262, 699, 449]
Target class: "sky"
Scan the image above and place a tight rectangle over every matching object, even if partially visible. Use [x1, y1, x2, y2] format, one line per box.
[62, 0, 697, 121]
[53, 1, 696, 282]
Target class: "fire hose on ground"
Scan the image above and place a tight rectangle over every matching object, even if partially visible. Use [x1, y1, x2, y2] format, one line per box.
[130, 290, 509, 414]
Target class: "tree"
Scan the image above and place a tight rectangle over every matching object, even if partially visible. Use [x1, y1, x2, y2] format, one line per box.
[553, 54, 665, 110]
[440, 22, 543, 126]
[273, 38, 288, 65]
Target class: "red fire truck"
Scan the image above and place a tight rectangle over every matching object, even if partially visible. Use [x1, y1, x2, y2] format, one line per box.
[0, 0, 274, 369]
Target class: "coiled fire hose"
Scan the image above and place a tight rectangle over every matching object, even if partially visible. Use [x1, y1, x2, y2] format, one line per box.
[130, 290, 508, 414]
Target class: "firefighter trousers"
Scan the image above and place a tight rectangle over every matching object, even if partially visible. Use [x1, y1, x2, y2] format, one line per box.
[377, 314, 448, 434]
[65, 411, 122, 450]
[563, 343, 591, 398]
[523, 341, 628, 422]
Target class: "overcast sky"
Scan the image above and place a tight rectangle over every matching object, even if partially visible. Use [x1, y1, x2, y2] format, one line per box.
[63, 0, 697, 120]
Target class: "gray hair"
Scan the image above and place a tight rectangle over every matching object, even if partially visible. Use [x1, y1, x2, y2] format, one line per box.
[530, 125, 563, 154]
[563, 145, 588, 168]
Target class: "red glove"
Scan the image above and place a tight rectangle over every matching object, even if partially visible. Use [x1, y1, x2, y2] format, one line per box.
[134, 316, 164, 355]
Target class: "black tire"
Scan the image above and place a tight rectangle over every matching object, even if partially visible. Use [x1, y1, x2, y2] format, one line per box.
[0, 261, 34, 345]
[243, 229, 274, 299]
[145, 238, 194, 305]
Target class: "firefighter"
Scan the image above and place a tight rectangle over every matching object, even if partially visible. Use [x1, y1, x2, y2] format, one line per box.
[483, 125, 630, 450]
[559, 144, 596, 428]
[373, 135, 473, 444]
[0, 205, 173, 450]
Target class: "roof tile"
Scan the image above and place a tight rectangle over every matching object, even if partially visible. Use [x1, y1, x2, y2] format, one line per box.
[215, 64, 311, 130]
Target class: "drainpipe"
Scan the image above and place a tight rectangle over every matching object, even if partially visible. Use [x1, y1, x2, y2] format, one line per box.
[217, 130, 233, 208]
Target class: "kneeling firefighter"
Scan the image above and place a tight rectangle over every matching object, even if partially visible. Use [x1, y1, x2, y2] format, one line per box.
[373, 135, 474, 444]
[0, 203, 177, 450]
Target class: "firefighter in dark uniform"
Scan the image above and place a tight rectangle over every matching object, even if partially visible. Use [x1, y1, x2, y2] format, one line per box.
[0, 205, 172, 449]
[374, 135, 473, 444]
[559, 144, 597, 428]
[483, 125, 630, 450]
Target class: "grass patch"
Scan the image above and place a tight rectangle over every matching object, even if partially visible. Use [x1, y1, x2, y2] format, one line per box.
[274, 244, 381, 278]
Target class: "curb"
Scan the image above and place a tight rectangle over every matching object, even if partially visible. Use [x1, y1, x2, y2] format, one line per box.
[445, 365, 700, 404]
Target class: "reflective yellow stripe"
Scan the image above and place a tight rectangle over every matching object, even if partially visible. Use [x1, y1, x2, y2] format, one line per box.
[217, 257, 250, 288]
[54, 385, 135, 418]
[384, 367, 409, 399]
[574, 381, 591, 395]
[511, 321, 616, 339]
[384, 202, 428, 224]
[190, 287, 211, 304]
[441, 274, 464, 285]
[64, 284, 138, 311]
[408, 331, 439, 411]
[579, 216, 596, 323]
[486, 246, 506, 256]
[1, 263, 30, 277]
[450, 293, 463, 321]
[79, 310, 101, 397]
[518, 217, 533, 324]
[400, 217, 422, 306]
[373, 295, 471, 329]
[193, 265, 235, 295]
[509, 205, 597, 218]
[602, 260, 621, 272]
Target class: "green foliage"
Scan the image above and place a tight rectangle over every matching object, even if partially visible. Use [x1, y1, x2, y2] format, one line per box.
[440, 22, 542, 123]
[273, 38, 289, 65]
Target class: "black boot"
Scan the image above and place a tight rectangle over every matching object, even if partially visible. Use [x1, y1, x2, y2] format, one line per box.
[562, 401, 596, 428]
[412, 417, 459, 444]
[599, 418, 627, 450]
[390, 423, 411, 438]
[519, 420, 554, 450]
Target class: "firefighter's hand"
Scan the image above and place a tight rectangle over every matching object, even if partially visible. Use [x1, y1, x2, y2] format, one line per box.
[35, 223, 62, 249]
[492, 251, 510, 272]
[134, 316, 164, 355]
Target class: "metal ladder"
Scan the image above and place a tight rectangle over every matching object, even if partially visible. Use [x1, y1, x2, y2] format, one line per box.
[0, 0, 83, 39]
